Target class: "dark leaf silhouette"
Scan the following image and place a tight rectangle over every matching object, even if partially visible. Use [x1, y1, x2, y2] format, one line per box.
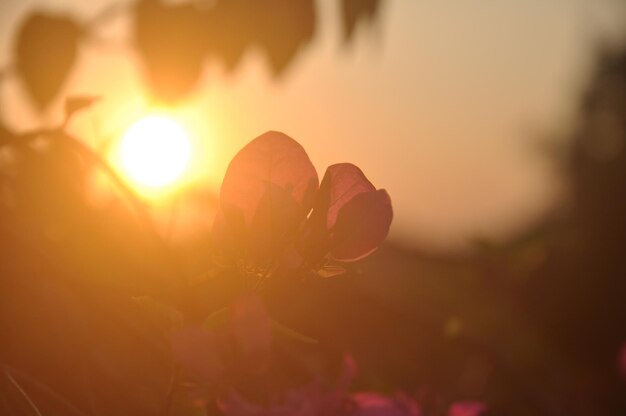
[231, 292, 271, 355]
[64, 95, 100, 123]
[214, 131, 318, 262]
[14, 12, 83, 110]
[133, 0, 207, 103]
[271, 320, 318, 344]
[255, 0, 316, 76]
[0, 123, 15, 145]
[331, 189, 392, 261]
[341, 0, 383, 42]
[204, 0, 258, 71]
[203, 0, 316, 76]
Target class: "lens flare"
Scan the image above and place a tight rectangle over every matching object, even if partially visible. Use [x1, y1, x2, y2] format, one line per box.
[120, 115, 191, 188]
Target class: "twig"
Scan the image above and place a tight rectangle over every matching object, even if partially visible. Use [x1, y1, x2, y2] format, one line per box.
[2, 365, 90, 416]
[4, 369, 43, 416]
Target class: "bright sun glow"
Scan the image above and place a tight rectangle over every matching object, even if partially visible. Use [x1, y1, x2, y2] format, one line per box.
[120, 115, 191, 188]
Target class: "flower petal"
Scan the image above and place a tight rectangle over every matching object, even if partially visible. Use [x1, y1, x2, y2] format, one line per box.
[219, 131, 318, 224]
[215, 131, 318, 261]
[300, 163, 378, 264]
[330, 189, 392, 261]
[352, 392, 421, 416]
[448, 401, 487, 416]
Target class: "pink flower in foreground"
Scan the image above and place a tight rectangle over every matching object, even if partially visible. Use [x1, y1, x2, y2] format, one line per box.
[351, 392, 421, 416]
[448, 401, 486, 416]
[219, 355, 421, 416]
[213, 131, 392, 271]
[219, 355, 357, 416]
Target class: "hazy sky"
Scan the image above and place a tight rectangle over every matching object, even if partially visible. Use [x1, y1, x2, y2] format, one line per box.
[1, 0, 625, 251]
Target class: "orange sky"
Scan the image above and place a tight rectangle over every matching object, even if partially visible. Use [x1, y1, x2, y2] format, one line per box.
[1, 0, 625, 251]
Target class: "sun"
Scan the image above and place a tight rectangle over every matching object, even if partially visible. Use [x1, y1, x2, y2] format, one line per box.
[120, 115, 191, 189]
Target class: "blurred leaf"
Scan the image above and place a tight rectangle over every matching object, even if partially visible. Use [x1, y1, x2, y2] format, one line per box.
[171, 326, 222, 384]
[331, 189, 392, 262]
[271, 319, 318, 345]
[14, 12, 83, 110]
[64, 95, 100, 123]
[255, 0, 316, 76]
[231, 292, 272, 355]
[341, 0, 382, 42]
[0, 123, 16, 145]
[316, 265, 347, 278]
[204, 0, 257, 71]
[133, 0, 207, 103]
[203, 306, 228, 330]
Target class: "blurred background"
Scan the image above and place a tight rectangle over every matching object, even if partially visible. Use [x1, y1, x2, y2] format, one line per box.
[1, 0, 624, 250]
[1, 0, 626, 415]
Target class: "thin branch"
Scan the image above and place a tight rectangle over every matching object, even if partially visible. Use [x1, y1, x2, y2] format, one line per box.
[2, 365, 90, 416]
[4, 369, 43, 416]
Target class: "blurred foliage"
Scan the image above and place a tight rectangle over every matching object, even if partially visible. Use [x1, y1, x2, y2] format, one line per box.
[10, 0, 386, 108]
[341, 0, 382, 42]
[14, 12, 84, 110]
[0, 0, 626, 415]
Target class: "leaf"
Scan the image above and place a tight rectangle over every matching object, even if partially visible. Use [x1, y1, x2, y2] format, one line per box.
[64, 95, 100, 122]
[331, 189, 392, 262]
[231, 292, 271, 355]
[14, 12, 83, 110]
[204, 0, 257, 71]
[0, 123, 16, 146]
[341, 0, 383, 43]
[271, 320, 318, 345]
[170, 326, 222, 383]
[133, 0, 207, 103]
[215, 131, 318, 261]
[316, 265, 347, 278]
[203, 306, 229, 330]
[255, 0, 316, 76]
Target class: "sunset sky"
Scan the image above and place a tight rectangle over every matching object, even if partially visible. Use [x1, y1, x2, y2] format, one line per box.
[1, 0, 625, 251]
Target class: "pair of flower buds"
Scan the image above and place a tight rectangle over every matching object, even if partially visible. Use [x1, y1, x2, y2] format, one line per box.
[212, 131, 393, 272]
